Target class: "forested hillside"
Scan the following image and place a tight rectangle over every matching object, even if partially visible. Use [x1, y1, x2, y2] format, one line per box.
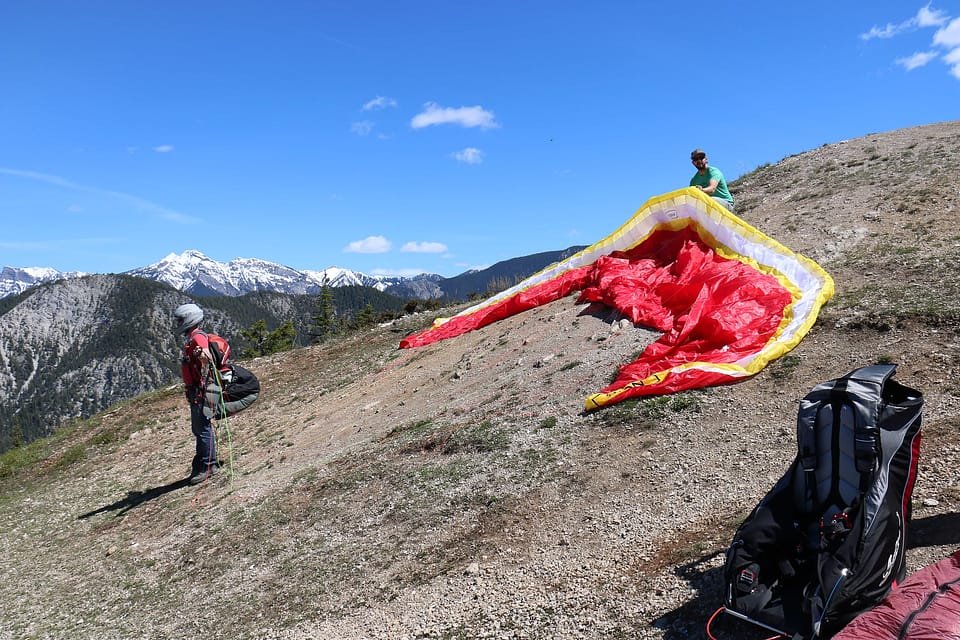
[0, 275, 412, 451]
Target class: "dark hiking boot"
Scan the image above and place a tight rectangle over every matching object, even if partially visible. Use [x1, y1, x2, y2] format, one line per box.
[188, 464, 221, 485]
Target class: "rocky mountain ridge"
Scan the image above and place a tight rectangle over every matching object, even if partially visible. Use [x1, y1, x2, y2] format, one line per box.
[125, 250, 415, 297]
[1, 251, 432, 300]
[3, 246, 585, 302]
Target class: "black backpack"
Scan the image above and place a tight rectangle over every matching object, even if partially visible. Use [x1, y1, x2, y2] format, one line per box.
[203, 364, 260, 420]
[721, 364, 923, 639]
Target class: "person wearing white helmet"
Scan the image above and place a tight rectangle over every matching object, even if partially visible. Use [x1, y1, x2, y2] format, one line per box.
[172, 303, 220, 484]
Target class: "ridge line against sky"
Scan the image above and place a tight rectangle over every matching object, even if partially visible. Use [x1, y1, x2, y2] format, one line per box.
[1, 2, 959, 278]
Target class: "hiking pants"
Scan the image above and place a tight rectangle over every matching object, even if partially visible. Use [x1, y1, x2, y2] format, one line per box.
[190, 401, 217, 471]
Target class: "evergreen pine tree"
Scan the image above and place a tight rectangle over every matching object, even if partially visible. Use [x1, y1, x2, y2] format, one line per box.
[264, 321, 296, 354]
[309, 280, 337, 343]
[354, 303, 376, 328]
[239, 319, 270, 358]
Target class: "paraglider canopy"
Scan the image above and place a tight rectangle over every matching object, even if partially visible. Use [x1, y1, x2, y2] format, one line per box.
[401, 188, 834, 409]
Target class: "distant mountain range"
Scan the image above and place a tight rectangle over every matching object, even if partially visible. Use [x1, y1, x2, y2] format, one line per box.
[0, 245, 586, 451]
[1, 247, 587, 302]
[125, 251, 416, 297]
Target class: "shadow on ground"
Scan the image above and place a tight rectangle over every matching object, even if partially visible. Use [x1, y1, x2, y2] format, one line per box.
[650, 552, 775, 640]
[909, 511, 960, 549]
[78, 477, 190, 520]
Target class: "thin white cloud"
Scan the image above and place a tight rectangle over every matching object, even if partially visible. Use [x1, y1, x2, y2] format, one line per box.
[154, 209, 198, 223]
[452, 147, 484, 164]
[944, 47, 960, 63]
[351, 120, 375, 136]
[934, 16, 960, 46]
[862, 23, 899, 40]
[153, 144, 174, 153]
[944, 46, 960, 77]
[0, 166, 199, 223]
[344, 235, 392, 254]
[67, 204, 83, 213]
[0, 167, 76, 189]
[410, 102, 499, 130]
[896, 50, 939, 69]
[863, 6, 960, 81]
[320, 33, 362, 51]
[401, 241, 448, 253]
[918, 4, 949, 27]
[0, 240, 54, 250]
[861, 3, 948, 40]
[935, 17, 960, 78]
[363, 96, 397, 111]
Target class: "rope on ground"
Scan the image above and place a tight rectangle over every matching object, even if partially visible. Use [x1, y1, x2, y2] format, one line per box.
[212, 366, 235, 484]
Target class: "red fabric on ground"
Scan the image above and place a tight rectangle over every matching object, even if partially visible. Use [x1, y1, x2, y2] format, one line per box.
[401, 226, 793, 402]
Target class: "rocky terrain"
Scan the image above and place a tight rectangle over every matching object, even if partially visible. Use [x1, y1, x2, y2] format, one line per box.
[1, 120, 959, 640]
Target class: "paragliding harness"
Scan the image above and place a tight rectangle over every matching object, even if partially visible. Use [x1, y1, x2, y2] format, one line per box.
[714, 364, 923, 640]
[194, 330, 261, 420]
[203, 364, 260, 420]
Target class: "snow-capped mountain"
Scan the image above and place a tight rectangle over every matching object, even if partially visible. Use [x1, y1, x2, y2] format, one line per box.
[0, 251, 420, 300]
[0, 266, 88, 298]
[124, 250, 414, 297]
[303, 266, 404, 291]
[2, 246, 583, 302]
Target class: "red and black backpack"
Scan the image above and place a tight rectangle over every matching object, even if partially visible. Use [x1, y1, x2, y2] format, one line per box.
[719, 364, 923, 639]
[198, 331, 231, 372]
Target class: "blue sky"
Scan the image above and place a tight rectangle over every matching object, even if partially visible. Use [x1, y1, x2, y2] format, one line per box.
[2, 2, 959, 278]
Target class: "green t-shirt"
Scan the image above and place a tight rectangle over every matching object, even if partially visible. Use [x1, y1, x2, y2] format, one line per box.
[690, 166, 733, 205]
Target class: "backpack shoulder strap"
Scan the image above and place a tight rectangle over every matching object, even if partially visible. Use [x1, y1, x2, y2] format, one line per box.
[795, 365, 896, 513]
[844, 365, 896, 476]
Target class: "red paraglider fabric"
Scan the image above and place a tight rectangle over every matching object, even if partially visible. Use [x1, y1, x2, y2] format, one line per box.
[401, 226, 793, 403]
[580, 228, 792, 398]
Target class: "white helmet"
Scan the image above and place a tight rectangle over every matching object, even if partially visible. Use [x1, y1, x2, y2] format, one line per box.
[172, 303, 203, 335]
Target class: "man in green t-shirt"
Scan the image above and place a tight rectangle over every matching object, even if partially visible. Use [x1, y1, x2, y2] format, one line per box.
[689, 149, 734, 211]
